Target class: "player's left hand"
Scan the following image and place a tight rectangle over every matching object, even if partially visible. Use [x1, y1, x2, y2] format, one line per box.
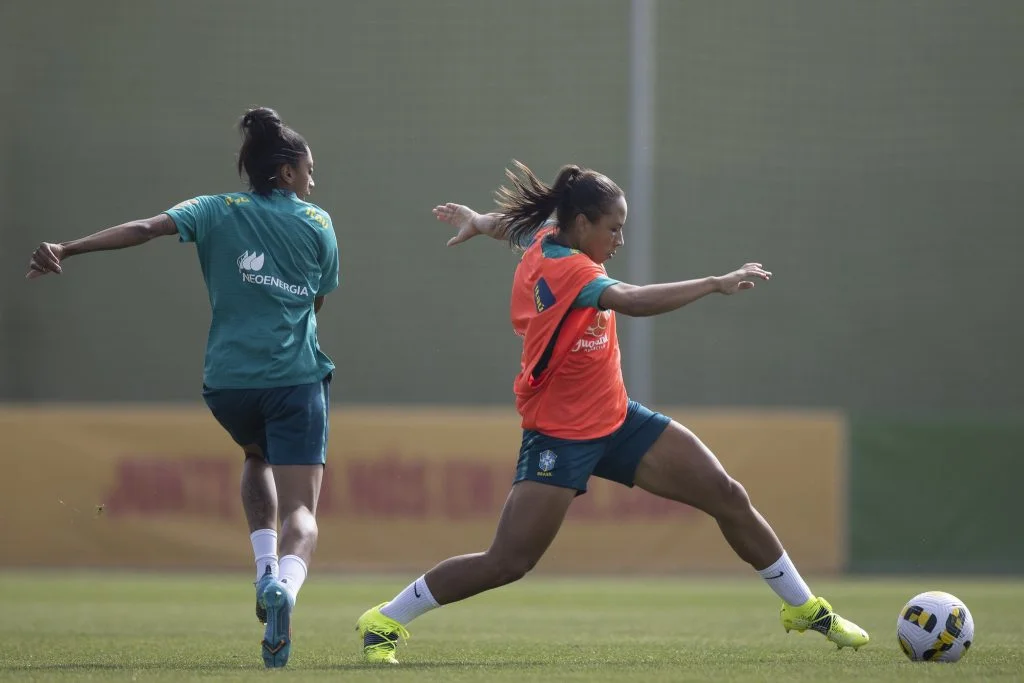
[715, 262, 772, 294]
[26, 242, 65, 279]
[432, 203, 482, 246]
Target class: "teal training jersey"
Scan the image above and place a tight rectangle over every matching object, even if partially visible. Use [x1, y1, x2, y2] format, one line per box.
[165, 189, 339, 390]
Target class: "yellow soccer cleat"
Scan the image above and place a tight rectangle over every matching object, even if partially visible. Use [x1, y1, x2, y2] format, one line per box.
[356, 603, 410, 664]
[780, 597, 870, 650]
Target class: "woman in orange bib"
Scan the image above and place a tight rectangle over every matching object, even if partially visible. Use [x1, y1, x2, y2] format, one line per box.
[356, 162, 869, 662]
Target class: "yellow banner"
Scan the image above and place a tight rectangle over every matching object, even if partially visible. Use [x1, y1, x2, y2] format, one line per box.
[0, 406, 844, 573]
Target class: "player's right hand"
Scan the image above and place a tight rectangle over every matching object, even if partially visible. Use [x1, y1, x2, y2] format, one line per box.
[26, 242, 65, 279]
[432, 203, 482, 247]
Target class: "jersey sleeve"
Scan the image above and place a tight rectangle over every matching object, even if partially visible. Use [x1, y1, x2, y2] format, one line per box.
[164, 195, 221, 244]
[573, 275, 620, 309]
[316, 215, 340, 297]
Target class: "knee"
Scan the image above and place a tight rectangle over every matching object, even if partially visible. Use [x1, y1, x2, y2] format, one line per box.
[712, 476, 754, 519]
[486, 552, 539, 587]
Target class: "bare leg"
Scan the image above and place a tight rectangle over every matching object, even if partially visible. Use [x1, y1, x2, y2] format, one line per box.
[634, 422, 869, 647]
[241, 450, 277, 532]
[424, 481, 577, 604]
[272, 464, 323, 562]
[632, 421, 783, 570]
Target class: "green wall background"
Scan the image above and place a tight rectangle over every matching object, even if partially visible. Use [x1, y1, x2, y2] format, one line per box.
[848, 417, 1024, 574]
[1, 1, 1021, 412]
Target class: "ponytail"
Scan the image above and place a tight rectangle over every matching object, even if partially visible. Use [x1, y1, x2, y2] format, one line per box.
[495, 161, 623, 249]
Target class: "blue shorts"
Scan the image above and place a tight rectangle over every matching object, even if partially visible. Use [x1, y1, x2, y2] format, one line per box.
[202, 374, 331, 466]
[515, 400, 671, 493]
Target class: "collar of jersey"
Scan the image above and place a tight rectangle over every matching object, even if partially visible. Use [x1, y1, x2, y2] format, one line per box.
[541, 233, 579, 259]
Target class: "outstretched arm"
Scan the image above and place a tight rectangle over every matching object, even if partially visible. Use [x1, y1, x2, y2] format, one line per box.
[432, 203, 509, 246]
[599, 263, 772, 317]
[26, 214, 179, 279]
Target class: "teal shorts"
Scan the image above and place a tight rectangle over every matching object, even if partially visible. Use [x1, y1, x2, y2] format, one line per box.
[515, 400, 671, 493]
[202, 374, 331, 466]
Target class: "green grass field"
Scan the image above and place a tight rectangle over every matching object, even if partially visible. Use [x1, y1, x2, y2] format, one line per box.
[2, 573, 1022, 682]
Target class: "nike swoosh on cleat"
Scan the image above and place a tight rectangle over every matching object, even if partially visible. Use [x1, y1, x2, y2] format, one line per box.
[764, 571, 785, 580]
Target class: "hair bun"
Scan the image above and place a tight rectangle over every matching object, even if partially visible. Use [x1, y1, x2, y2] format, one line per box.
[551, 164, 584, 196]
[240, 107, 283, 137]
[564, 165, 583, 186]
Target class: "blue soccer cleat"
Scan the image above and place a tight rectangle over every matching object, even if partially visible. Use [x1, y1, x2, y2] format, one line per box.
[260, 580, 295, 668]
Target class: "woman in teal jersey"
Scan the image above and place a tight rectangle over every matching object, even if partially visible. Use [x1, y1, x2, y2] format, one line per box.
[26, 107, 339, 669]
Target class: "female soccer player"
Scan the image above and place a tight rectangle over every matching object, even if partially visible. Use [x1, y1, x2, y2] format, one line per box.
[26, 107, 338, 669]
[357, 161, 869, 663]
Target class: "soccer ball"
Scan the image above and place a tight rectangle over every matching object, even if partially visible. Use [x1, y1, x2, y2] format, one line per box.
[897, 591, 974, 662]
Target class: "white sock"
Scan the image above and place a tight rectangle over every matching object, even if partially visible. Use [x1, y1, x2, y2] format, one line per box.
[278, 554, 308, 601]
[757, 551, 814, 606]
[380, 575, 440, 625]
[250, 529, 278, 582]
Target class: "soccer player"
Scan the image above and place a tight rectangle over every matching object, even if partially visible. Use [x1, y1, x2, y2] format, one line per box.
[357, 161, 869, 662]
[26, 107, 338, 669]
